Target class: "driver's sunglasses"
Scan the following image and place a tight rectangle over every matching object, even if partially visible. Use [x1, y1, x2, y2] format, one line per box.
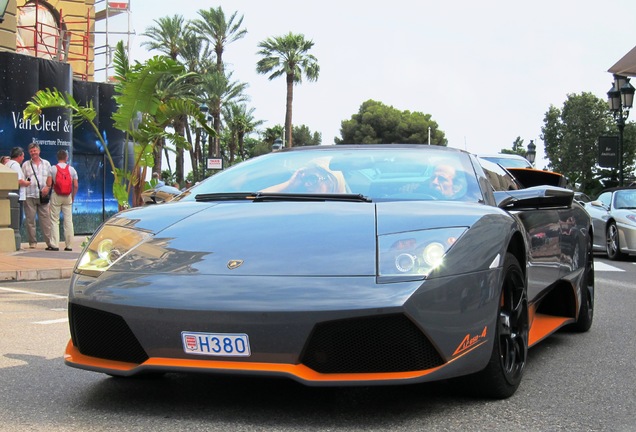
[300, 171, 326, 187]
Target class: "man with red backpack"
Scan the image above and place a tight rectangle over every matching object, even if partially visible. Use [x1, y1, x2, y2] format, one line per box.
[46, 149, 79, 251]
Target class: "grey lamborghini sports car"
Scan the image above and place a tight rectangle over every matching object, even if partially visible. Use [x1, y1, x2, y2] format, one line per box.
[65, 145, 594, 399]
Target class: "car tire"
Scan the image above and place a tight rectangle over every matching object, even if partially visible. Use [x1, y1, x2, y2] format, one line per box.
[606, 221, 625, 260]
[469, 252, 528, 399]
[568, 235, 594, 332]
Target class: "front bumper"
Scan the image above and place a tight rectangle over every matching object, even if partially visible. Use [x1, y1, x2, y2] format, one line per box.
[66, 269, 501, 385]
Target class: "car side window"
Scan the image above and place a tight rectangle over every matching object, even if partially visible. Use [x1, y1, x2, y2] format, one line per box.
[477, 158, 520, 192]
[598, 192, 611, 208]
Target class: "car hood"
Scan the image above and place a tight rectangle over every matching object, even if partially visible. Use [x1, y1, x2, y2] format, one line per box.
[106, 200, 495, 277]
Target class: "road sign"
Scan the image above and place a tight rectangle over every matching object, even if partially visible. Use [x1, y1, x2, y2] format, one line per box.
[207, 158, 223, 170]
[598, 135, 619, 168]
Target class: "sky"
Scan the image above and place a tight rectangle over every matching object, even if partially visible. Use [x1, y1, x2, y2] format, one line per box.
[94, 0, 636, 170]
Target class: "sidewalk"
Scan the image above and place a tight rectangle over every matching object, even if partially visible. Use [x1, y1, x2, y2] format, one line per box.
[0, 236, 86, 282]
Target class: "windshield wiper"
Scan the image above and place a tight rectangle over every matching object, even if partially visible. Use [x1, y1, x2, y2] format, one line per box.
[195, 193, 259, 202]
[253, 193, 372, 202]
[194, 192, 372, 203]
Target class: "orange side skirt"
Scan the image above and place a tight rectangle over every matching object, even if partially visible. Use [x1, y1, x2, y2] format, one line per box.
[528, 312, 574, 347]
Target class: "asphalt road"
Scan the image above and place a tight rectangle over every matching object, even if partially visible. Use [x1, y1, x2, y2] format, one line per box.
[1, 258, 635, 432]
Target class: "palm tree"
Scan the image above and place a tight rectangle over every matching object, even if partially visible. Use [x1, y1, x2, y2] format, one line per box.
[140, 15, 186, 60]
[256, 32, 320, 148]
[24, 42, 213, 209]
[140, 15, 189, 180]
[179, 28, 215, 74]
[153, 72, 201, 186]
[178, 29, 215, 181]
[191, 7, 247, 159]
[200, 70, 249, 167]
[222, 103, 264, 163]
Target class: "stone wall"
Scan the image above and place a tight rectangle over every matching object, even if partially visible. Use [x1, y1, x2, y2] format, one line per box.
[0, 163, 18, 252]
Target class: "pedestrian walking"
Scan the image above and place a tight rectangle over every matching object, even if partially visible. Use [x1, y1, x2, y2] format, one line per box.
[21, 143, 54, 250]
[47, 149, 78, 251]
[5, 147, 31, 230]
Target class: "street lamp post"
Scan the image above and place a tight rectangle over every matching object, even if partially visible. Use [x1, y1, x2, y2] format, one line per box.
[607, 74, 635, 187]
[526, 140, 537, 166]
[199, 103, 209, 178]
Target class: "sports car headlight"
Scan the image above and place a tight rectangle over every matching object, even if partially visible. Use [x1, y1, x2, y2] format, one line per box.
[378, 227, 467, 278]
[75, 225, 151, 277]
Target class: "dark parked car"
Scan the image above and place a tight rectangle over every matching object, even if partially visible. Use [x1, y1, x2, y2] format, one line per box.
[585, 186, 636, 259]
[141, 184, 182, 205]
[574, 192, 592, 204]
[66, 145, 593, 399]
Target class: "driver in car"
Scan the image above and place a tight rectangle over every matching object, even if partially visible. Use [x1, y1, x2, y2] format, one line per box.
[261, 164, 339, 193]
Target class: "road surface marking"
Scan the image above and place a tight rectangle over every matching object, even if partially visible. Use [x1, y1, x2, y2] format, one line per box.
[0, 286, 67, 299]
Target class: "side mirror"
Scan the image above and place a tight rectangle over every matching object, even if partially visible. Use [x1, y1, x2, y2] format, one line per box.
[590, 200, 607, 209]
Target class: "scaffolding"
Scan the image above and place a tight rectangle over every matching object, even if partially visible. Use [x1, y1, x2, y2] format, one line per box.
[93, 0, 133, 82]
[14, 0, 134, 82]
[16, 0, 91, 80]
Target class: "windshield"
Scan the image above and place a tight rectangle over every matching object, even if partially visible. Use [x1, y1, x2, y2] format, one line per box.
[481, 156, 532, 168]
[613, 190, 636, 209]
[178, 146, 483, 203]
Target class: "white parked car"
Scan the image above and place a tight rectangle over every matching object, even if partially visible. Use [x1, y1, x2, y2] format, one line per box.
[585, 187, 636, 260]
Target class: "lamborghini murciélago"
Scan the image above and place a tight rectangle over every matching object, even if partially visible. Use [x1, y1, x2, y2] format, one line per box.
[65, 145, 594, 399]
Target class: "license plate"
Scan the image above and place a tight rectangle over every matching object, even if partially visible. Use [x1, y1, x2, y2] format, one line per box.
[181, 331, 251, 357]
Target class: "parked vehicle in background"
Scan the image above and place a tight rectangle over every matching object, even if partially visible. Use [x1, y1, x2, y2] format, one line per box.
[141, 185, 182, 205]
[480, 153, 533, 169]
[585, 186, 636, 260]
[574, 192, 592, 204]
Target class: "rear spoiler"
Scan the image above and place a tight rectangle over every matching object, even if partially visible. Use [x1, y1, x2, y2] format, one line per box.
[507, 168, 569, 188]
[494, 186, 574, 209]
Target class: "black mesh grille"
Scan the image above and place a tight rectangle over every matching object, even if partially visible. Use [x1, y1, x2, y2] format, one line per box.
[69, 303, 149, 364]
[300, 314, 444, 374]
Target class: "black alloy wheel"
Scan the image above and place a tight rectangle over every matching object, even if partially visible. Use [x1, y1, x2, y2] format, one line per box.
[569, 234, 594, 332]
[469, 252, 528, 399]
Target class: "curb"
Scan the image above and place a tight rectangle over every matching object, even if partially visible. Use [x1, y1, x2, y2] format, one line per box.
[0, 267, 74, 282]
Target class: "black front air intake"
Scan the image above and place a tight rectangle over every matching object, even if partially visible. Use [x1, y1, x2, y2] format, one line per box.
[300, 314, 444, 374]
[69, 303, 149, 364]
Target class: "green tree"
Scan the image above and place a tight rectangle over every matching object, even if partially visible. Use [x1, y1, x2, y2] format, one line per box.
[140, 15, 191, 183]
[200, 70, 249, 167]
[256, 32, 320, 148]
[501, 136, 527, 156]
[336, 100, 447, 145]
[262, 125, 284, 143]
[23, 45, 213, 208]
[140, 15, 187, 60]
[191, 7, 247, 159]
[176, 29, 215, 182]
[242, 136, 265, 159]
[291, 124, 321, 147]
[541, 92, 622, 193]
[222, 103, 264, 164]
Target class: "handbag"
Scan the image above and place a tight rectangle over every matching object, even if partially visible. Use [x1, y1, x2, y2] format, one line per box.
[30, 161, 50, 204]
[39, 191, 50, 204]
